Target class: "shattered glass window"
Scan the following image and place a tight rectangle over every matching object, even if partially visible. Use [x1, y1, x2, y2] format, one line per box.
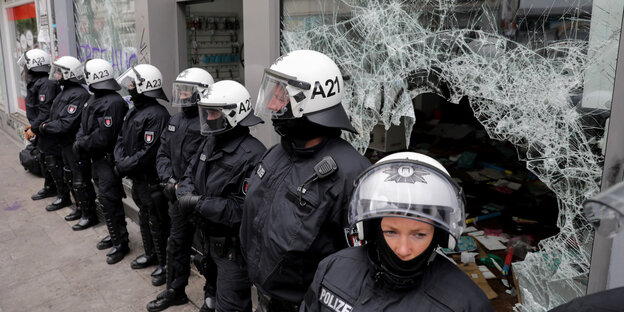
[282, 0, 621, 310]
[73, 0, 137, 75]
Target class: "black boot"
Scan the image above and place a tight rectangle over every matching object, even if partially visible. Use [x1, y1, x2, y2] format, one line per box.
[31, 186, 57, 200]
[97, 235, 113, 250]
[45, 195, 72, 211]
[106, 242, 129, 264]
[64, 207, 82, 221]
[146, 289, 188, 312]
[131, 253, 157, 269]
[104, 215, 129, 264]
[151, 266, 166, 286]
[72, 203, 98, 231]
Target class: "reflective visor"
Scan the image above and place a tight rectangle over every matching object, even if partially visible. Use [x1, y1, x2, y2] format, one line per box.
[116, 67, 141, 90]
[74, 63, 87, 82]
[255, 73, 292, 119]
[17, 54, 26, 68]
[48, 63, 68, 81]
[199, 106, 229, 135]
[584, 201, 624, 238]
[172, 83, 200, 107]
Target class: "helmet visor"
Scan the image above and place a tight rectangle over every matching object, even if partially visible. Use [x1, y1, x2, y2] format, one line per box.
[199, 106, 229, 135]
[584, 201, 624, 238]
[116, 67, 139, 90]
[49, 63, 68, 81]
[73, 63, 87, 82]
[349, 161, 465, 241]
[172, 83, 200, 107]
[17, 54, 26, 68]
[255, 72, 295, 120]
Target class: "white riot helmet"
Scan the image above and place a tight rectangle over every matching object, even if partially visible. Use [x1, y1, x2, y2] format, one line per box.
[349, 152, 466, 250]
[255, 50, 356, 133]
[198, 80, 263, 135]
[49, 56, 83, 83]
[74, 58, 120, 91]
[172, 68, 214, 107]
[18, 49, 51, 73]
[117, 64, 169, 101]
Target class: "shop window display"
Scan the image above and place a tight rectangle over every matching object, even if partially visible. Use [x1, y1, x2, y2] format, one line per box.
[281, 0, 621, 310]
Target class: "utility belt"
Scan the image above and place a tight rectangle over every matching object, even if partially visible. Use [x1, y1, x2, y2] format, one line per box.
[256, 291, 300, 312]
[209, 236, 238, 258]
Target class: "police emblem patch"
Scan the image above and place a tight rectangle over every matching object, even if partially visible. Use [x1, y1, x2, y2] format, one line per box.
[144, 131, 155, 144]
[168, 125, 176, 132]
[39, 94, 45, 102]
[103, 116, 112, 128]
[319, 287, 353, 312]
[67, 104, 77, 114]
[383, 165, 429, 184]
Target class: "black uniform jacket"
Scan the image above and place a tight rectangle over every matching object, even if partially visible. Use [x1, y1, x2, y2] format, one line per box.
[156, 112, 204, 182]
[240, 137, 371, 303]
[302, 247, 493, 312]
[26, 75, 58, 135]
[75, 91, 128, 157]
[177, 128, 266, 234]
[114, 101, 170, 179]
[38, 84, 90, 153]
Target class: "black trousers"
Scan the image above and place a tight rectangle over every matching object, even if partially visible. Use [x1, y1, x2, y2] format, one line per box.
[92, 156, 128, 242]
[206, 237, 252, 312]
[131, 178, 170, 266]
[61, 144, 96, 207]
[168, 204, 217, 295]
[33, 138, 55, 190]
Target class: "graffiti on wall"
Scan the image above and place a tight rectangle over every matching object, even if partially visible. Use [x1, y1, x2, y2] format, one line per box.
[78, 44, 136, 72]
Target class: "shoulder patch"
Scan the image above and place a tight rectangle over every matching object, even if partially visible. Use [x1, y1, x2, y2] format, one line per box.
[103, 116, 113, 128]
[39, 94, 45, 102]
[256, 164, 265, 179]
[67, 104, 77, 114]
[319, 287, 353, 312]
[144, 131, 155, 144]
[168, 124, 176, 132]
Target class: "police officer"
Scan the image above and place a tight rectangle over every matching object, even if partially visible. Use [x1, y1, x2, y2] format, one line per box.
[301, 152, 493, 311]
[115, 64, 171, 277]
[240, 50, 371, 311]
[39, 56, 92, 217]
[18, 49, 59, 200]
[152, 68, 218, 308]
[72, 59, 129, 237]
[148, 80, 265, 312]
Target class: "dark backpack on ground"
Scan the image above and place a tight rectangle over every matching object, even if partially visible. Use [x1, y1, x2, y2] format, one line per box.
[19, 144, 43, 176]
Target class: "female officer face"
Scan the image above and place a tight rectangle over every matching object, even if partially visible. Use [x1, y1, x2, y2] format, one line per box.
[381, 217, 435, 261]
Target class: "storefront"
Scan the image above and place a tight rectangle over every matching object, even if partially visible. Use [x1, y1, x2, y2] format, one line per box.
[0, 0, 55, 140]
[278, 0, 623, 310]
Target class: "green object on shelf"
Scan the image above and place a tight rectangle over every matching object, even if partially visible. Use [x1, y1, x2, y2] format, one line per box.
[479, 254, 504, 268]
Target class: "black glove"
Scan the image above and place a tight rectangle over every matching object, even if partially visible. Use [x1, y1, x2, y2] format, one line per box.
[38, 122, 46, 134]
[72, 141, 84, 159]
[161, 177, 177, 201]
[178, 194, 202, 216]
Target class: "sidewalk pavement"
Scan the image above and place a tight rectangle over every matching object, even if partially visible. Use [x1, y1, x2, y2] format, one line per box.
[0, 132, 205, 312]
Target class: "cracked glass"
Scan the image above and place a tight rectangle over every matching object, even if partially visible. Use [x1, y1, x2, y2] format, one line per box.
[282, 0, 622, 310]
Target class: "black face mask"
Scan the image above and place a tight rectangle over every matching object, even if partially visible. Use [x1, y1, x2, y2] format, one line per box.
[273, 117, 341, 146]
[129, 89, 152, 108]
[368, 222, 441, 290]
[182, 106, 199, 117]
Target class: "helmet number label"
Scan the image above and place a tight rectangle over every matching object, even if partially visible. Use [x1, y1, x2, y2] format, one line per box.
[311, 76, 340, 99]
[238, 99, 251, 114]
[145, 79, 162, 89]
[32, 57, 45, 67]
[92, 70, 110, 80]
